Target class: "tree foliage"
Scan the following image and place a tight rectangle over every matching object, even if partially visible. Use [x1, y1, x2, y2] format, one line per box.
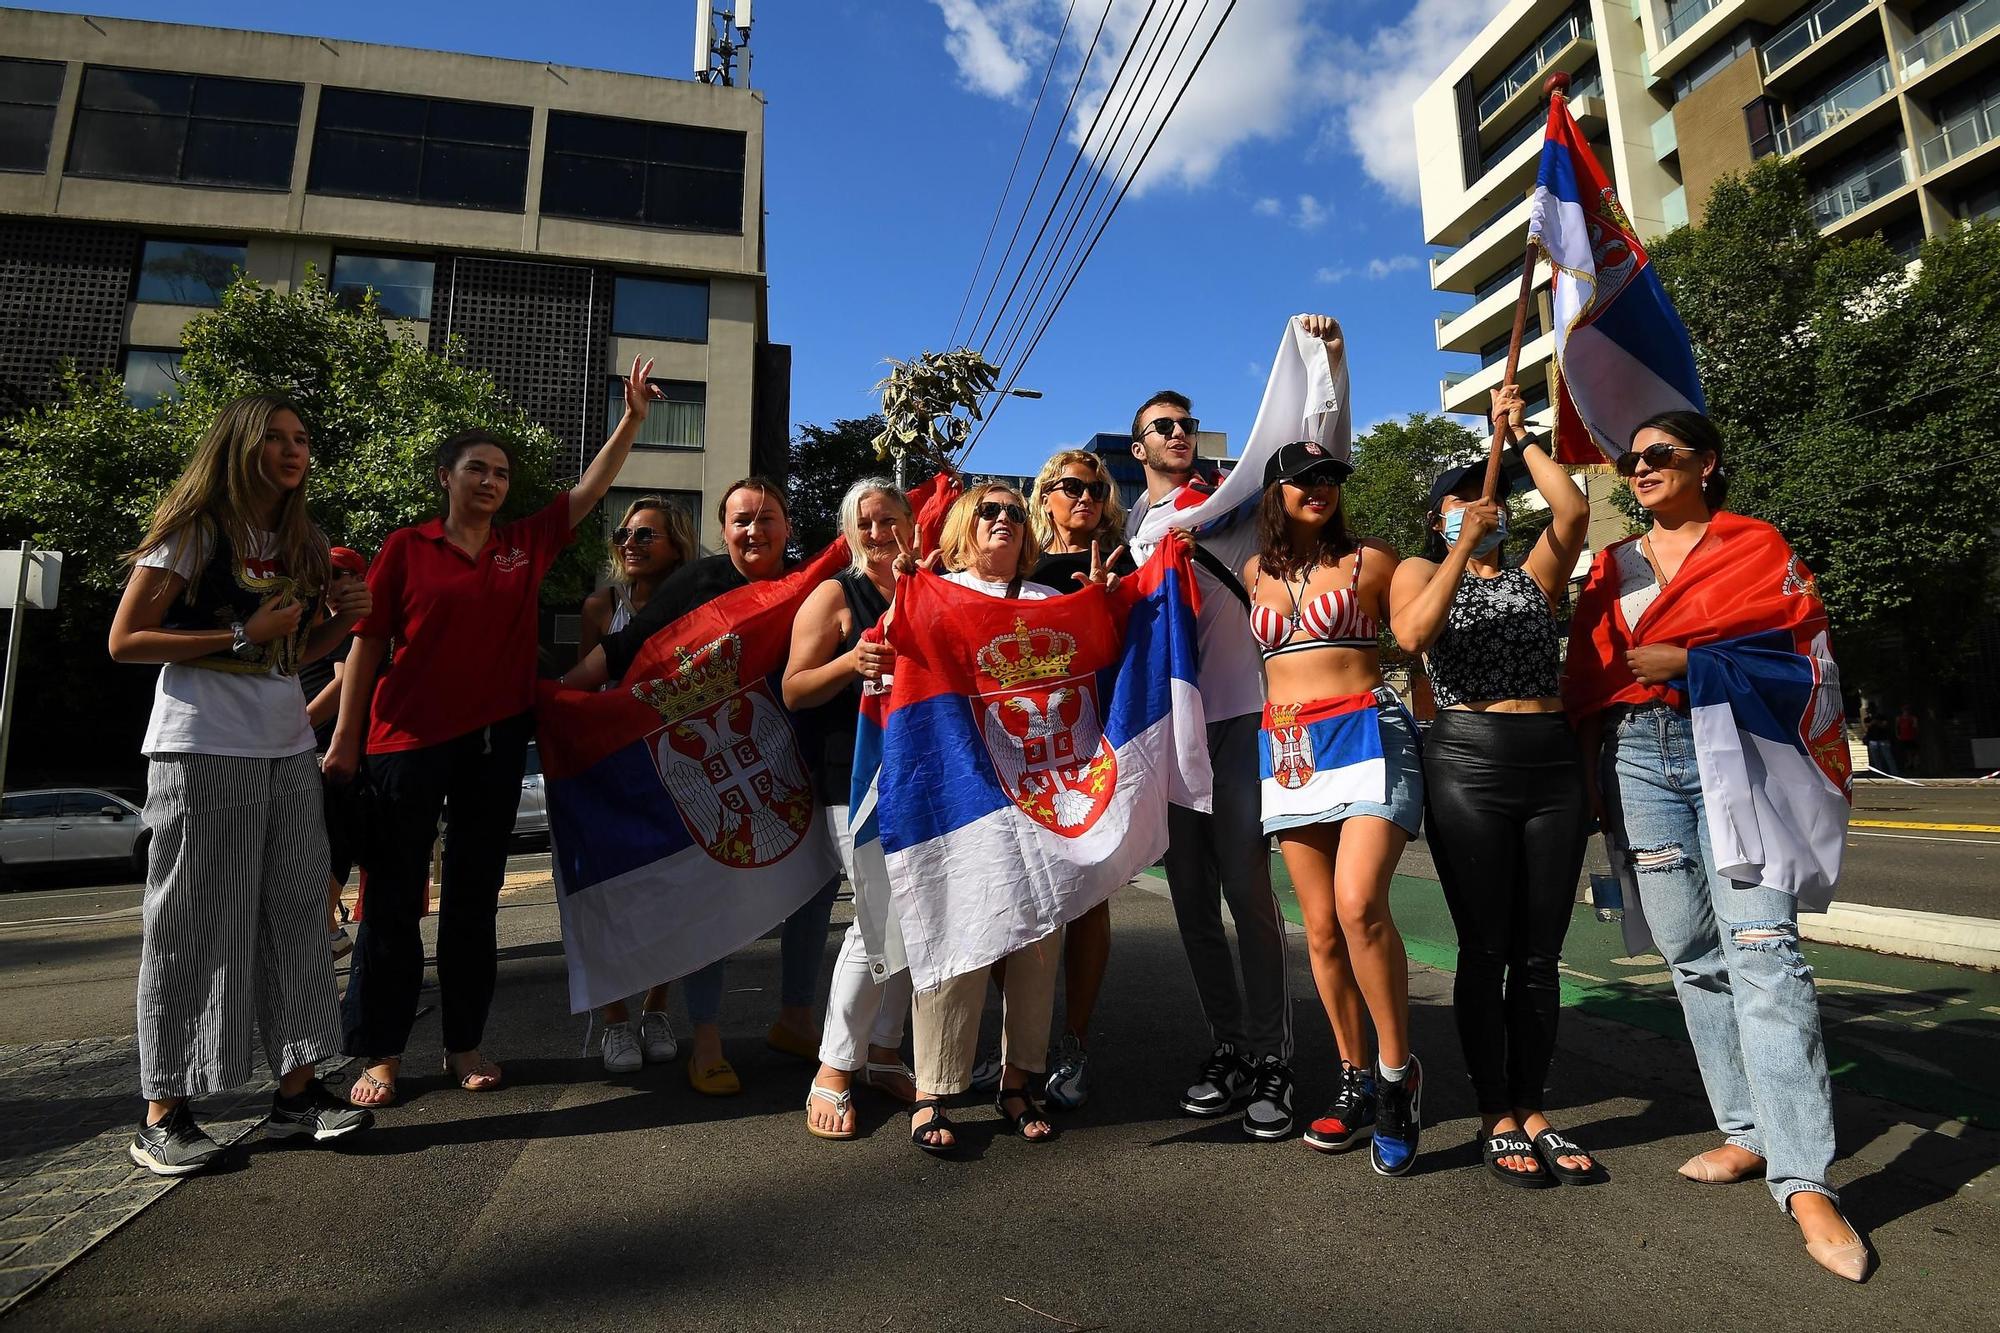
[1648, 156, 2000, 690]
[872, 347, 997, 478]
[1343, 411, 1549, 566]
[787, 415, 891, 555]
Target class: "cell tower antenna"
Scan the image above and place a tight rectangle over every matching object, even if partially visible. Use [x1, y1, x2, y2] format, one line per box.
[695, 1, 754, 86]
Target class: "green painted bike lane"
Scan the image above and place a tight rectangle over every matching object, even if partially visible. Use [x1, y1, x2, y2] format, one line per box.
[1145, 861, 2000, 1128]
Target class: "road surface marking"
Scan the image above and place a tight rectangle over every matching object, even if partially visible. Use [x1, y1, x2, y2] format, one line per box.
[1847, 830, 2000, 846]
[1851, 819, 2000, 833]
[1558, 965, 1607, 982]
[0, 906, 143, 929]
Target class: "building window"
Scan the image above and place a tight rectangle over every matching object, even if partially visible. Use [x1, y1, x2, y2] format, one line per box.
[541, 112, 744, 233]
[309, 89, 531, 212]
[65, 66, 301, 190]
[331, 253, 435, 320]
[135, 239, 247, 306]
[0, 58, 65, 173]
[607, 377, 705, 449]
[123, 348, 183, 408]
[611, 276, 709, 341]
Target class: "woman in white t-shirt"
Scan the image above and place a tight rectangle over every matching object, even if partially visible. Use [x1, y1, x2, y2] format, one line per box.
[108, 393, 375, 1177]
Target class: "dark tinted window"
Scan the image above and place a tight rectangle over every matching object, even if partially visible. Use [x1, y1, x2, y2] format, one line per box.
[611, 276, 708, 340]
[541, 111, 744, 233]
[331, 253, 435, 319]
[0, 57, 65, 173]
[124, 347, 184, 407]
[65, 66, 300, 189]
[59, 791, 118, 816]
[0, 793, 61, 819]
[135, 240, 247, 306]
[309, 89, 530, 212]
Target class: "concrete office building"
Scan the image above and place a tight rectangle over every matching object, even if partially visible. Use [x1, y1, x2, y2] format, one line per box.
[1416, 0, 1998, 546]
[0, 6, 785, 553]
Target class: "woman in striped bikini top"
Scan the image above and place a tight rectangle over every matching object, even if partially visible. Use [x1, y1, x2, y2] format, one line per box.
[1249, 546, 1380, 657]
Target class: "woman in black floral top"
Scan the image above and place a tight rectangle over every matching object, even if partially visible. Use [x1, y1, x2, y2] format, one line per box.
[1387, 385, 1595, 1190]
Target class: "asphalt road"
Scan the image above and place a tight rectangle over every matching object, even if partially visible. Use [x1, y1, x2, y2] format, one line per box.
[9, 878, 1998, 1331]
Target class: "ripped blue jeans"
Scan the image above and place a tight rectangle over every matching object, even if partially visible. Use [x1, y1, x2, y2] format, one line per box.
[1603, 706, 1838, 1211]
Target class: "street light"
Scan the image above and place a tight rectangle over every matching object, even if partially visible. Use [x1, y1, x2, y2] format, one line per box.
[1005, 388, 1043, 399]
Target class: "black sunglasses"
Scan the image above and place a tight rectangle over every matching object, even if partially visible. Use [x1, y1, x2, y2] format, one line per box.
[976, 501, 1028, 525]
[1046, 477, 1111, 502]
[1140, 416, 1200, 441]
[1285, 465, 1347, 489]
[612, 525, 659, 546]
[1615, 442, 1698, 477]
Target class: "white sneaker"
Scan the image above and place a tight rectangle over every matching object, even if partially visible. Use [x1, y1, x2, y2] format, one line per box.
[600, 1021, 642, 1073]
[638, 1010, 679, 1063]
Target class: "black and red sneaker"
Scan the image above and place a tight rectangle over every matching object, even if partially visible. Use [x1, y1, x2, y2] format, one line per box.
[1303, 1061, 1376, 1153]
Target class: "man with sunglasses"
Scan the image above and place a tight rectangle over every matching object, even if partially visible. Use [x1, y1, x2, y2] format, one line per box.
[1124, 389, 1301, 1139]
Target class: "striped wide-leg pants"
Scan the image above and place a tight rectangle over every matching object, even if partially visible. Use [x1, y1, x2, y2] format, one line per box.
[137, 750, 343, 1099]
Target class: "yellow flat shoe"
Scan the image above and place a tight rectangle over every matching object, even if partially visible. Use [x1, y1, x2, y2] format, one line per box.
[687, 1054, 741, 1096]
[765, 1022, 816, 1061]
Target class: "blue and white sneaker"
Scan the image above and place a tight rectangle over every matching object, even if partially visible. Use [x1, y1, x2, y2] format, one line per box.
[1044, 1034, 1090, 1110]
[1371, 1054, 1422, 1176]
[968, 1049, 1004, 1094]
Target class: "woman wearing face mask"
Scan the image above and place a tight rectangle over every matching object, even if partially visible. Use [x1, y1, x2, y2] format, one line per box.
[1242, 441, 1421, 1171]
[784, 480, 917, 1139]
[1567, 413, 1867, 1281]
[326, 358, 663, 1108]
[1023, 450, 1132, 1110]
[578, 497, 696, 1073]
[562, 480, 841, 1096]
[1388, 385, 1596, 1189]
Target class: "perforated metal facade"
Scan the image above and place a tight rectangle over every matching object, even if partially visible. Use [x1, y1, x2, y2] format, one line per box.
[0, 219, 138, 414]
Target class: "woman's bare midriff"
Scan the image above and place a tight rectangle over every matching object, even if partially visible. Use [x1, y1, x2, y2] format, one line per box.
[1442, 697, 1564, 714]
[1263, 645, 1383, 708]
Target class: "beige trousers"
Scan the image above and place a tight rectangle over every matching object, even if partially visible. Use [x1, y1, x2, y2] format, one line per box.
[910, 927, 1065, 1094]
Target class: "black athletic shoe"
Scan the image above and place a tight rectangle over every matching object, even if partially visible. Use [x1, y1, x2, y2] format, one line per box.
[266, 1081, 375, 1143]
[1180, 1042, 1252, 1117]
[128, 1103, 222, 1177]
[1241, 1054, 1296, 1140]
[1303, 1061, 1376, 1153]
[1371, 1054, 1423, 1176]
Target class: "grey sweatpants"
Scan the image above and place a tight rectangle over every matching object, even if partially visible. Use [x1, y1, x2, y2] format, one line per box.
[1165, 713, 1293, 1060]
[137, 750, 343, 1099]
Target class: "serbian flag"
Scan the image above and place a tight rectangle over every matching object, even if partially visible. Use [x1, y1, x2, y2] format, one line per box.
[1566, 513, 1849, 940]
[536, 544, 847, 1013]
[1258, 693, 1386, 826]
[1528, 91, 1704, 466]
[861, 543, 1208, 991]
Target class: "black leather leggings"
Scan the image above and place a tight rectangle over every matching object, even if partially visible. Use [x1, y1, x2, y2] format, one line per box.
[1421, 710, 1589, 1115]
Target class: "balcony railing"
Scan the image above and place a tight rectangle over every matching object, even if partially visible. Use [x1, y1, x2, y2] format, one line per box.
[1664, 0, 1723, 42]
[1774, 61, 1892, 155]
[1920, 93, 2000, 171]
[1477, 12, 1593, 125]
[1810, 149, 1909, 226]
[1900, 0, 2000, 78]
[1762, 0, 1870, 77]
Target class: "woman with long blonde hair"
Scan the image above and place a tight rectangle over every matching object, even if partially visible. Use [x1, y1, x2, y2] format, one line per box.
[109, 393, 377, 1175]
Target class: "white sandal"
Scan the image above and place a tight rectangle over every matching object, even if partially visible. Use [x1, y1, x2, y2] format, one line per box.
[805, 1082, 856, 1140]
[860, 1059, 917, 1103]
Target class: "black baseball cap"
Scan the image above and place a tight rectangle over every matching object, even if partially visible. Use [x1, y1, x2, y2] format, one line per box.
[1427, 452, 1531, 513]
[1263, 439, 1353, 487]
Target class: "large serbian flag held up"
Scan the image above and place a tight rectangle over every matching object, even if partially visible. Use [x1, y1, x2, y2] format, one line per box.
[859, 542, 1207, 991]
[1567, 513, 1850, 952]
[537, 544, 847, 1014]
[1527, 81, 1704, 466]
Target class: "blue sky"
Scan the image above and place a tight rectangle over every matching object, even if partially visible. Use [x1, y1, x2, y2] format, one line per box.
[31, 0, 1507, 475]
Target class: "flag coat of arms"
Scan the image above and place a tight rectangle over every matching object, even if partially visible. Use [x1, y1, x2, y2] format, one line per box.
[859, 544, 1207, 991]
[1258, 692, 1385, 824]
[537, 544, 848, 1013]
[1527, 91, 1704, 465]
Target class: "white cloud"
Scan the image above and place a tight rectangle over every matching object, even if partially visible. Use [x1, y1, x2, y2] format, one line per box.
[1326, 0, 1510, 203]
[1252, 196, 1282, 216]
[931, 0, 1047, 99]
[1366, 254, 1422, 278]
[1294, 194, 1328, 229]
[1315, 265, 1353, 285]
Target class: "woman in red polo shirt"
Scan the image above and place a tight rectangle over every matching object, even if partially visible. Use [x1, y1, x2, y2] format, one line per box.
[325, 359, 663, 1106]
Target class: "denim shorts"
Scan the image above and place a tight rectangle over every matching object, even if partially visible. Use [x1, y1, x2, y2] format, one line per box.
[1263, 687, 1424, 837]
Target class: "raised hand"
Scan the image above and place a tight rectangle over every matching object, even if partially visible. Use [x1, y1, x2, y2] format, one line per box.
[1300, 313, 1344, 357]
[622, 355, 666, 422]
[1491, 383, 1526, 437]
[1451, 499, 1503, 554]
[1075, 539, 1126, 591]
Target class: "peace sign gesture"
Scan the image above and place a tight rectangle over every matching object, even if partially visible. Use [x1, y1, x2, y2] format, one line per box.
[1074, 538, 1126, 592]
[891, 528, 940, 579]
[622, 355, 666, 422]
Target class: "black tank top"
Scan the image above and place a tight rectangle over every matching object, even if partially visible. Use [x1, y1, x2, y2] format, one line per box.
[1424, 566, 1562, 708]
[808, 570, 891, 805]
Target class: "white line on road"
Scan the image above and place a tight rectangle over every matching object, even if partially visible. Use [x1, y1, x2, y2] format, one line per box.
[1847, 830, 2000, 847]
[0, 906, 143, 929]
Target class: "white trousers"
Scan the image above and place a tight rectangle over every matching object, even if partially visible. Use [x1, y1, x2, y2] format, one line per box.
[815, 805, 913, 1071]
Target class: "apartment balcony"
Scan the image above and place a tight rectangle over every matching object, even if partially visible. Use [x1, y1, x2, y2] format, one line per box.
[1810, 146, 1914, 230]
[1477, 12, 1596, 137]
[1774, 61, 1896, 155]
[1918, 90, 2000, 178]
[1434, 259, 1552, 354]
[1455, 94, 1606, 240]
[1440, 330, 1553, 416]
[1663, 0, 1727, 43]
[1431, 196, 1533, 292]
[1761, 0, 1873, 82]
[1900, 0, 2000, 83]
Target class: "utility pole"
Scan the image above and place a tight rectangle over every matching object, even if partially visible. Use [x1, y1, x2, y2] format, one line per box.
[0, 542, 38, 796]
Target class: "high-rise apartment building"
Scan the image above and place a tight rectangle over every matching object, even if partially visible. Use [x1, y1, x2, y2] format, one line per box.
[0, 6, 786, 550]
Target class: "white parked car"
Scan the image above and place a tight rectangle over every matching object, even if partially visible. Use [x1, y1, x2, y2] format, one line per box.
[514, 742, 548, 843]
[0, 787, 149, 886]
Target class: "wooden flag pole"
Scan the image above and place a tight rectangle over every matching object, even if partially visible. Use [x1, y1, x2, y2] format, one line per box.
[1482, 68, 1571, 503]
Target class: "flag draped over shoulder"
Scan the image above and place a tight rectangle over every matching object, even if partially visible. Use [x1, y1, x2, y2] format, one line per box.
[862, 542, 1207, 991]
[537, 543, 849, 1014]
[1527, 92, 1704, 466]
[1132, 315, 1349, 546]
[1566, 512, 1850, 922]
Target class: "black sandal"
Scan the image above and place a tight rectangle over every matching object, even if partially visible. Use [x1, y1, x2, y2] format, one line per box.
[1531, 1128, 1606, 1185]
[994, 1086, 1059, 1143]
[1483, 1130, 1552, 1189]
[909, 1098, 958, 1156]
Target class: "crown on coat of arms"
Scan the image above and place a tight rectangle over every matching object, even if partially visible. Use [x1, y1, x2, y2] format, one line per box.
[978, 617, 1077, 688]
[631, 633, 742, 721]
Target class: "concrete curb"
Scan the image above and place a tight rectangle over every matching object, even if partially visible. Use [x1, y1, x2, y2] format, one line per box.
[1801, 901, 2000, 971]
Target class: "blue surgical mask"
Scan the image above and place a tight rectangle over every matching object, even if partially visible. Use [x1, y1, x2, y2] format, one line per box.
[1441, 507, 1507, 558]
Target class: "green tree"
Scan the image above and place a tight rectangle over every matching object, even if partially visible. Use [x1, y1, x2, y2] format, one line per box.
[1343, 411, 1549, 565]
[787, 415, 890, 554]
[1648, 157, 2000, 701]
